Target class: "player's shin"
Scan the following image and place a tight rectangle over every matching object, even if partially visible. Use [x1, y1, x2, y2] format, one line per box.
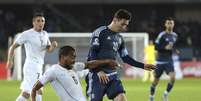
[150, 84, 156, 96]
[16, 95, 27, 101]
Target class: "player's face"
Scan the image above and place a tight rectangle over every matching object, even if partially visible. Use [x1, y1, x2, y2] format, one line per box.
[115, 18, 129, 32]
[165, 20, 174, 31]
[33, 16, 45, 32]
[63, 51, 76, 66]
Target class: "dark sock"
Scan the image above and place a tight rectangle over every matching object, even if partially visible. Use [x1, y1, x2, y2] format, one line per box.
[150, 84, 156, 95]
[166, 82, 174, 92]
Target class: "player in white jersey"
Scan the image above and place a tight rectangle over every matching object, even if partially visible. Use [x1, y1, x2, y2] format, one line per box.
[31, 45, 119, 101]
[6, 13, 58, 101]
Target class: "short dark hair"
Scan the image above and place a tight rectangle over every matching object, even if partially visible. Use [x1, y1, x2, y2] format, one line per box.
[59, 46, 75, 60]
[114, 9, 132, 20]
[33, 12, 44, 19]
[164, 17, 174, 23]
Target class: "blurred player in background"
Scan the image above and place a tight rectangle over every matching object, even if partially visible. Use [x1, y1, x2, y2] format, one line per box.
[6, 12, 58, 101]
[86, 9, 156, 101]
[31, 45, 119, 101]
[142, 40, 156, 82]
[149, 17, 178, 101]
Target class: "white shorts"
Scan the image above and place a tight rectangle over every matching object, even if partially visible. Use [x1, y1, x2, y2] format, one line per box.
[20, 61, 43, 94]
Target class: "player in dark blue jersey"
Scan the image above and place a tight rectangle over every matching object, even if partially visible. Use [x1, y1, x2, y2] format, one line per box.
[86, 9, 156, 101]
[149, 17, 178, 101]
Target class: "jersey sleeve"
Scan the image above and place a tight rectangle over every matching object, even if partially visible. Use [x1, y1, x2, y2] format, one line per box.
[155, 33, 166, 50]
[39, 67, 55, 85]
[119, 37, 144, 69]
[76, 69, 89, 79]
[73, 62, 86, 71]
[15, 32, 28, 45]
[87, 31, 103, 60]
[118, 37, 129, 58]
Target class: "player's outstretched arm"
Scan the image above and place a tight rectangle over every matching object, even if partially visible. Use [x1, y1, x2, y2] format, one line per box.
[122, 55, 156, 71]
[85, 59, 119, 69]
[46, 41, 58, 53]
[31, 80, 44, 101]
[6, 43, 20, 69]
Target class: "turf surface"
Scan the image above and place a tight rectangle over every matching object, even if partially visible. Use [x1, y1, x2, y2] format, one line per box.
[0, 78, 200, 101]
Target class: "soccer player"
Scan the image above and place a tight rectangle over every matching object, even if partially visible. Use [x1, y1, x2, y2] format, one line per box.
[142, 40, 156, 82]
[149, 17, 178, 101]
[6, 12, 58, 101]
[86, 9, 156, 101]
[31, 45, 119, 101]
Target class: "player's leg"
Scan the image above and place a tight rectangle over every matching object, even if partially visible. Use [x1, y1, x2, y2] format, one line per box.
[16, 91, 30, 101]
[114, 93, 127, 101]
[86, 72, 105, 101]
[163, 62, 175, 101]
[150, 71, 154, 82]
[106, 77, 126, 101]
[149, 64, 164, 101]
[142, 70, 149, 82]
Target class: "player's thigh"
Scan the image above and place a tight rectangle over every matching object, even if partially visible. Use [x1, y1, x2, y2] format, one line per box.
[114, 93, 127, 101]
[154, 64, 165, 79]
[21, 68, 42, 94]
[86, 72, 105, 101]
[106, 79, 125, 100]
[165, 62, 175, 76]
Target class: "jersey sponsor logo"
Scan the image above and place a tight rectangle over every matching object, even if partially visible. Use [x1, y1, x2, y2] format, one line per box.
[165, 38, 169, 41]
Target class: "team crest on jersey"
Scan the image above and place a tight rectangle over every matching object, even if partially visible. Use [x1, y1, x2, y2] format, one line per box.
[166, 38, 169, 41]
[107, 36, 111, 40]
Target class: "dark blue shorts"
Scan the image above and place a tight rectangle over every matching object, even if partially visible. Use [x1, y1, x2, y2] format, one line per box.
[154, 62, 175, 78]
[86, 72, 125, 101]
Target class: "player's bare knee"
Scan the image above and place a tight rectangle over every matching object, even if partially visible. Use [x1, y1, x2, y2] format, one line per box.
[153, 78, 159, 86]
[170, 77, 175, 84]
[114, 93, 127, 101]
[22, 92, 30, 99]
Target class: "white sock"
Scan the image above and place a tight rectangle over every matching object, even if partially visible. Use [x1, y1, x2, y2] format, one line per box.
[16, 95, 27, 101]
[36, 94, 42, 101]
[164, 91, 168, 94]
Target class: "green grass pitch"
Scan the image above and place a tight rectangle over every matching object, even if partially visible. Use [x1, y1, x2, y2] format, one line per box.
[0, 78, 200, 101]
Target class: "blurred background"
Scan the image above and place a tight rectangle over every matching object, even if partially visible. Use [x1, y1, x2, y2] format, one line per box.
[0, 0, 201, 79]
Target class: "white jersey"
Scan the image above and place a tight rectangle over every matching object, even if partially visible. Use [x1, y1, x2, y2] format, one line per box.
[39, 64, 88, 101]
[15, 28, 51, 64]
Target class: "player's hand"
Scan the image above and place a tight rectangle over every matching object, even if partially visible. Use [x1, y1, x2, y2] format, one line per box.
[105, 59, 120, 69]
[6, 60, 13, 70]
[144, 64, 156, 71]
[51, 41, 58, 48]
[97, 71, 109, 84]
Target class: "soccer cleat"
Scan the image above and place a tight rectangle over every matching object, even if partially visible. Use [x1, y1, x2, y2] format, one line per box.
[149, 95, 154, 101]
[163, 92, 168, 101]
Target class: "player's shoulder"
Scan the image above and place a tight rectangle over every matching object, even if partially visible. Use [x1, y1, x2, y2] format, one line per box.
[21, 28, 33, 35]
[172, 32, 178, 37]
[47, 64, 59, 71]
[158, 31, 166, 36]
[42, 30, 49, 35]
[92, 26, 108, 37]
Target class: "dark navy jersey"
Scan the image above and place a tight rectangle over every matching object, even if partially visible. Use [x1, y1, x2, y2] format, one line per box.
[87, 26, 129, 73]
[155, 31, 177, 62]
